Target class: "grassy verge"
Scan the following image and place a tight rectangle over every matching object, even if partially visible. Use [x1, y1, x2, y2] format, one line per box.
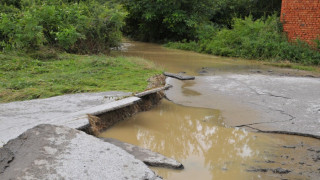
[0, 53, 162, 103]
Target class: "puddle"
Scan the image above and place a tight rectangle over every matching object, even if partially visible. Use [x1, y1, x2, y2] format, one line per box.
[99, 100, 320, 179]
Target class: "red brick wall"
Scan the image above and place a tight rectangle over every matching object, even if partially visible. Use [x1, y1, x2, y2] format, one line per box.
[281, 0, 320, 44]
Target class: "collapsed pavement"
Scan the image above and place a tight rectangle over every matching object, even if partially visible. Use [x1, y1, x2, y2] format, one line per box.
[0, 124, 162, 180]
[0, 91, 131, 147]
[0, 75, 184, 179]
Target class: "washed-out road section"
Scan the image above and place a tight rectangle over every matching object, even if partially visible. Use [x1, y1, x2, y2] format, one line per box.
[0, 91, 131, 147]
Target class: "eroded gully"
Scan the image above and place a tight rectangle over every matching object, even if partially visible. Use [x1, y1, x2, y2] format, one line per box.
[100, 41, 320, 179]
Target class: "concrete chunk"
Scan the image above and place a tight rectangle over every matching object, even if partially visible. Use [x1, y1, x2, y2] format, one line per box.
[163, 72, 195, 80]
[102, 138, 184, 169]
[47, 96, 141, 129]
[0, 124, 161, 180]
[135, 85, 172, 98]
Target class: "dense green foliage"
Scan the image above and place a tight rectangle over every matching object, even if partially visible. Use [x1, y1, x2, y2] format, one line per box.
[0, 0, 127, 53]
[121, 0, 215, 42]
[210, 0, 281, 28]
[0, 53, 161, 102]
[166, 15, 320, 65]
[121, 0, 281, 42]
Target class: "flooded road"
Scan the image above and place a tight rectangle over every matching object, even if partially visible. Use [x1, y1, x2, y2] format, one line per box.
[100, 100, 320, 179]
[102, 41, 320, 179]
[114, 41, 319, 77]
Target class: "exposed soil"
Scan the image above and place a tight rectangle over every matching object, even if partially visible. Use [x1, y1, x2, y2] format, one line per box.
[87, 75, 166, 136]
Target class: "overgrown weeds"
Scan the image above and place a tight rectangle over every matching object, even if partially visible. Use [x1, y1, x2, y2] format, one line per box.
[166, 15, 320, 66]
[0, 0, 127, 53]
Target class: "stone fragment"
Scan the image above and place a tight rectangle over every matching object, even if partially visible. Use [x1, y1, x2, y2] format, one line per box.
[272, 168, 291, 174]
[0, 124, 161, 180]
[102, 138, 184, 169]
[163, 72, 195, 80]
[246, 168, 269, 173]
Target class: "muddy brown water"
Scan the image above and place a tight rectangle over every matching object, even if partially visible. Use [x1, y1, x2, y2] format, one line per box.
[100, 41, 320, 179]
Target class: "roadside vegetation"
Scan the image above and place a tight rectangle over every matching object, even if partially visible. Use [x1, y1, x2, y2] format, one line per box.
[0, 53, 161, 102]
[121, 0, 320, 66]
[165, 15, 320, 66]
[0, 0, 161, 102]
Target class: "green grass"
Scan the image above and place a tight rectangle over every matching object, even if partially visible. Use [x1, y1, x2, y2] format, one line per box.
[0, 53, 162, 103]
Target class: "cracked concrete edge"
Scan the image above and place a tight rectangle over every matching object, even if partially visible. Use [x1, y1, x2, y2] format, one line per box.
[51, 85, 171, 129]
[135, 84, 172, 98]
[0, 124, 162, 180]
[0, 83, 170, 148]
[46, 97, 141, 130]
[236, 125, 320, 140]
[101, 138, 184, 170]
[163, 72, 195, 80]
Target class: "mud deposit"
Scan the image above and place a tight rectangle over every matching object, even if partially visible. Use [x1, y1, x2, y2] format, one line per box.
[99, 100, 320, 179]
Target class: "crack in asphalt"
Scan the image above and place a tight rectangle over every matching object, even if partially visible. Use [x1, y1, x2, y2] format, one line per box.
[239, 125, 320, 140]
[270, 108, 296, 121]
[235, 108, 296, 128]
[226, 77, 291, 100]
[265, 92, 291, 100]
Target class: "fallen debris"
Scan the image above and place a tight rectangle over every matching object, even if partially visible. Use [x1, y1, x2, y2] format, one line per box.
[246, 167, 291, 174]
[102, 138, 184, 169]
[163, 72, 195, 80]
[283, 145, 296, 149]
[246, 168, 269, 173]
[272, 168, 291, 174]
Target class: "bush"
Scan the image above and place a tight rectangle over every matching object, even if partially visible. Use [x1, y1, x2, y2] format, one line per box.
[121, 0, 282, 42]
[166, 15, 320, 66]
[121, 0, 216, 42]
[0, 0, 127, 53]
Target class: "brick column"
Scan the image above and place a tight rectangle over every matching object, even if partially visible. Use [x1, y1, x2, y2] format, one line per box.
[281, 0, 320, 44]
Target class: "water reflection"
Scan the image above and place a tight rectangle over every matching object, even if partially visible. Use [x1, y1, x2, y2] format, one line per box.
[181, 81, 202, 96]
[99, 100, 267, 179]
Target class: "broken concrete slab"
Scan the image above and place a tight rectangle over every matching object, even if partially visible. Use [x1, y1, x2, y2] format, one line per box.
[163, 72, 195, 80]
[38, 96, 141, 129]
[0, 124, 161, 180]
[135, 85, 172, 98]
[0, 91, 131, 147]
[102, 138, 184, 169]
[88, 90, 166, 136]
